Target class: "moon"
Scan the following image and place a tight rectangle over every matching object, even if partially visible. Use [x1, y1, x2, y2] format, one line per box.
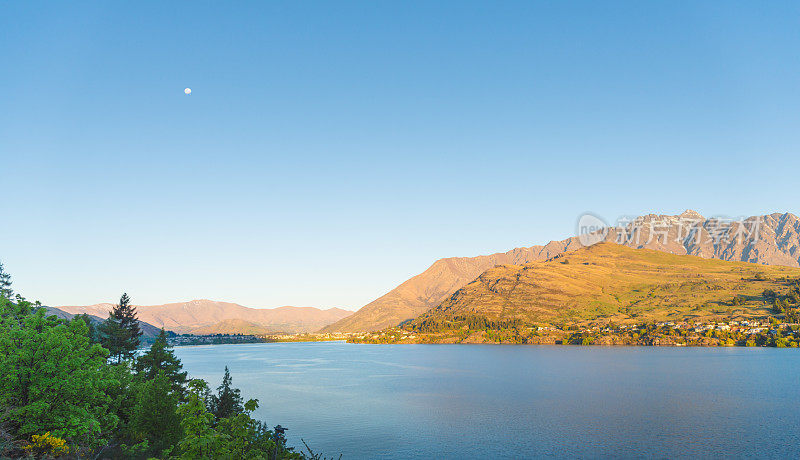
[184, 88, 192, 95]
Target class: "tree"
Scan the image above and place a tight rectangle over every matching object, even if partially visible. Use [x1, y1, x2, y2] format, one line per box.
[130, 370, 183, 455]
[99, 293, 141, 363]
[0, 296, 118, 448]
[170, 379, 225, 459]
[103, 360, 140, 447]
[75, 313, 99, 343]
[0, 261, 12, 300]
[216, 399, 287, 460]
[135, 329, 188, 398]
[209, 366, 244, 420]
[169, 380, 301, 460]
[1, 290, 312, 458]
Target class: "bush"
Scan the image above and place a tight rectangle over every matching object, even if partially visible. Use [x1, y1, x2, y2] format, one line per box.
[23, 432, 69, 457]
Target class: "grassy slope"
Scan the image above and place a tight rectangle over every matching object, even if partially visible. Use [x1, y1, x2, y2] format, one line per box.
[415, 242, 800, 326]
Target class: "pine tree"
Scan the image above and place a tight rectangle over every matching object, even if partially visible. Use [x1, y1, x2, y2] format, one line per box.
[0, 261, 13, 300]
[209, 366, 243, 419]
[130, 370, 183, 455]
[99, 293, 141, 363]
[135, 329, 188, 398]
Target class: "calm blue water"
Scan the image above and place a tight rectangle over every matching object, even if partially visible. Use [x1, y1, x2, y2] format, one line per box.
[175, 342, 800, 459]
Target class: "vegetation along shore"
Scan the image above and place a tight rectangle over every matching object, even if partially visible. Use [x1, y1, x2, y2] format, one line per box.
[0, 263, 338, 459]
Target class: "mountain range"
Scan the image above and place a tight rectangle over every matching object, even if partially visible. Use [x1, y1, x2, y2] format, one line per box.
[413, 242, 798, 329]
[50, 211, 800, 335]
[323, 211, 800, 332]
[55, 300, 352, 334]
[43, 306, 165, 339]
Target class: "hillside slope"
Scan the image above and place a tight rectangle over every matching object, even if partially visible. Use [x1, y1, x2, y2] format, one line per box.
[323, 211, 800, 332]
[43, 306, 165, 338]
[57, 300, 352, 334]
[413, 243, 800, 327]
[321, 239, 583, 332]
[190, 319, 277, 335]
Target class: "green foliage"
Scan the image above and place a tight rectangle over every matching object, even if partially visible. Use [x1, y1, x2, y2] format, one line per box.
[104, 360, 140, 442]
[209, 366, 244, 419]
[0, 266, 339, 460]
[0, 296, 118, 447]
[169, 379, 221, 458]
[413, 315, 525, 334]
[564, 332, 596, 345]
[99, 293, 142, 363]
[75, 313, 100, 343]
[169, 380, 301, 460]
[0, 261, 12, 300]
[401, 315, 537, 343]
[130, 370, 183, 455]
[215, 401, 281, 460]
[135, 329, 188, 398]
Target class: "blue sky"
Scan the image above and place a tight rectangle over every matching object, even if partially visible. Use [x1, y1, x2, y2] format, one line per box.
[2, 1, 799, 310]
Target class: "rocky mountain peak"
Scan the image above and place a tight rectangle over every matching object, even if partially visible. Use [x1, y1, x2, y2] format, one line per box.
[679, 209, 704, 219]
[322, 210, 800, 333]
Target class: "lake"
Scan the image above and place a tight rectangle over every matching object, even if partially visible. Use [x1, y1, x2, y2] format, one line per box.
[175, 342, 800, 459]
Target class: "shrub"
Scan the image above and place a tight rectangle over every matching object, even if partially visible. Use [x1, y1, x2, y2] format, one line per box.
[24, 432, 69, 457]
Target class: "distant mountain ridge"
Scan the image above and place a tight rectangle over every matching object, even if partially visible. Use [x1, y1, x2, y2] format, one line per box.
[190, 319, 276, 335]
[322, 211, 800, 332]
[43, 306, 165, 339]
[57, 300, 352, 334]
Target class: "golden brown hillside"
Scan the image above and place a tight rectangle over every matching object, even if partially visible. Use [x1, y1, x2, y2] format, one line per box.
[320, 238, 584, 332]
[413, 242, 800, 327]
[324, 211, 800, 333]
